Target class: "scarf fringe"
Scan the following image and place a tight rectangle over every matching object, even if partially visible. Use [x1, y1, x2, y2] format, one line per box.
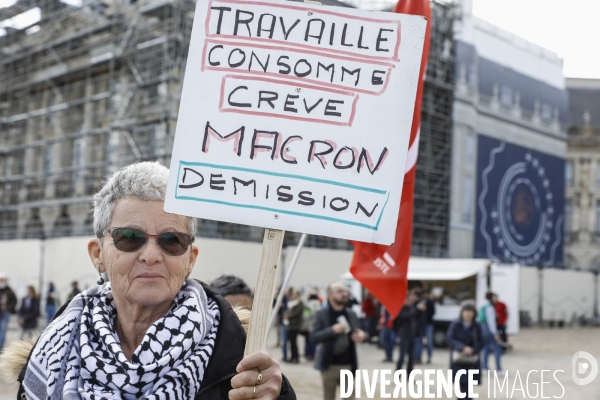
[0, 306, 250, 385]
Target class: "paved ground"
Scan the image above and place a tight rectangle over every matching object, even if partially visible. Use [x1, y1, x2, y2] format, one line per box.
[1, 321, 599, 399]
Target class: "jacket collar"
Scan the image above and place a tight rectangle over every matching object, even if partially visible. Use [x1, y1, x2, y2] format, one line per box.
[198, 280, 247, 385]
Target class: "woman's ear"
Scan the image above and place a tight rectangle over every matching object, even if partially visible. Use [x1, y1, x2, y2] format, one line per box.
[187, 245, 199, 277]
[88, 238, 106, 273]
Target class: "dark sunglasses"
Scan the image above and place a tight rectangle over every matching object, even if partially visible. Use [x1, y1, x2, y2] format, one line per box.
[102, 227, 195, 256]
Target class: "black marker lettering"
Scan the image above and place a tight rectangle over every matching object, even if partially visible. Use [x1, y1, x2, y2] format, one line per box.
[232, 177, 256, 197]
[284, 94, 299, 113]
[356, 202, 379, 217]
[341, 23, 353, 47]
[341, 67, 361, 86]
[258, 91, 278, 109]
[329, 22, 335, 46]
[357, 26, 369, 49]
[330, 197, 349, 211]
[277, 56, 291, 74]
[294, 59, 312, 78]
[249, 51, 270, 72]
[277, 185, 293, 202]
[251, 130, 279, 160]
[298, 191, 315, 206]
[234, 10, 254, 36]
[210, 174, 226, 190]
[228, 86, 251, 108]
[324, 99, 344, 117]
[279, 17, 300, 40]
[202, 121, 245, 156]
[208, 45, 223, 66]
[372, 70, 386, 85]
[211, 6, 231, 35]
[179, 168, 204, 189]
[333, 146, 355, 169]
[317, 63, 335, 83]
[305, 18, 325, 44]
[357, 147, 389, 174]
[228, 48, 246, 68]
[376, 28, 394, 52]
[257, 13, 276, 39]
[304, 98, 323, 114]
[280, 135, 302, 164]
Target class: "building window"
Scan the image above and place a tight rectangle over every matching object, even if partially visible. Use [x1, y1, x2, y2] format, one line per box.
[500, 86, 513, 105]
[462, 176, 474, 224]
[465, 134, 475, 169]
[565, 161, 573, 186]
[540, 103, 553, 120]
[596, 200, 600, 234]
[565, 199, 572, 233]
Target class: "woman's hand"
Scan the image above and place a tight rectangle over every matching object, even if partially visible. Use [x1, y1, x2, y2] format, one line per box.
[461, 346, 473, 356]
[230, 350, 283, 399]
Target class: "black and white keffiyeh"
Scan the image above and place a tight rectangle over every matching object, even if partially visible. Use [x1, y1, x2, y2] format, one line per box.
[23, 279, 220, 400]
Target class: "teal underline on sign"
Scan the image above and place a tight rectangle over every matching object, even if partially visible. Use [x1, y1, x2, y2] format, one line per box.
[178, 161, 387, 195]
[175, 195, 383, 230]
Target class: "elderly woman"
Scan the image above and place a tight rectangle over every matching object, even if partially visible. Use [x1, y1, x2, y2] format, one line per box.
[11, 162, 295, 400]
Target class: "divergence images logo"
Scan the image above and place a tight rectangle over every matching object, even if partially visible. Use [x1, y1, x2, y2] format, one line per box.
[572, 351, 598, 385]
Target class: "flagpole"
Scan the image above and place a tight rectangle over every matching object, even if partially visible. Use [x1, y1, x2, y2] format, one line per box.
[267, 233, 308, 330]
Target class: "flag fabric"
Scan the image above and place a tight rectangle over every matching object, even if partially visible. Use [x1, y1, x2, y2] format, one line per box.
[349, 0, 432, 318]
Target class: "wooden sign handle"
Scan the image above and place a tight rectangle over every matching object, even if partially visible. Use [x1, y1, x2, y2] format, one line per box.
[244, 228, 285, 355]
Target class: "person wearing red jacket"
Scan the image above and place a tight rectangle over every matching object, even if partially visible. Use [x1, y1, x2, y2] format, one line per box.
[493, 294, 508, 350]
[361, 293, 377, 342]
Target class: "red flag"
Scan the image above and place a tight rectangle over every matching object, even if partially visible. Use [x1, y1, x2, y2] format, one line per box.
[349, 0, 431, 318]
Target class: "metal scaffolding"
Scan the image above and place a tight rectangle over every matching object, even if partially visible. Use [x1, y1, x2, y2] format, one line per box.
[411, 1, 457, 257]
[0, 0, 457, 253]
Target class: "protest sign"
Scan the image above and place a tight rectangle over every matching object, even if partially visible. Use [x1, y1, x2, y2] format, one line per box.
[165, 0, 427, 245]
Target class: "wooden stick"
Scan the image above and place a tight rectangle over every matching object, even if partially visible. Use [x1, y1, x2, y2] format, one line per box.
[244, 228, 285, 355]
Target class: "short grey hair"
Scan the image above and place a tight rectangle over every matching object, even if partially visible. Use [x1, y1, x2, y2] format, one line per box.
[92, 162, 197, 238]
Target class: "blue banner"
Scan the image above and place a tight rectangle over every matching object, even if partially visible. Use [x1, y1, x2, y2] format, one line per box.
[475, 135, 564, 266]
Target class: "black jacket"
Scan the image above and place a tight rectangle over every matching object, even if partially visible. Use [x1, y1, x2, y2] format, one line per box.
[309, 306, 359, 372]
[18, 297, 39, 330]
[393, 304, 419, 338]
[446, 320, 484, 383]
[17, 281, 295, 400]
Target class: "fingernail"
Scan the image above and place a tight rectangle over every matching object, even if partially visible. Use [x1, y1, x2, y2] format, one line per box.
[236, 363, 242, 372]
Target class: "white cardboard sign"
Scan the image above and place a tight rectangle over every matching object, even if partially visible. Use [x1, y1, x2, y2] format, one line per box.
[165, 0, 427, 245]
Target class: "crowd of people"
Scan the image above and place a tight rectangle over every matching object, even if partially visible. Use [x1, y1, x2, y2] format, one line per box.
[0, 276, 89, 352]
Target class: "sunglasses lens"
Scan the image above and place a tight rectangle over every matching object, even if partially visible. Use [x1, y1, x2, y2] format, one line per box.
[112, 228, 146, 252]
[157, 232, 192, 256]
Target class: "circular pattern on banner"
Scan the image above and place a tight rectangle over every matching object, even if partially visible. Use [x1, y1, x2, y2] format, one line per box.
[490, 152, 554, 264]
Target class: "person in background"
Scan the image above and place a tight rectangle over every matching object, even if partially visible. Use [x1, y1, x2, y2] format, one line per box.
[66, 281, 80, 302]
[310, 282, 366, 400]
[379, 306, 396, 362]
[283, 287, 304, 364]
[0, 273, 17, 350]
[394, 290, 426, 377]
[493, 293, 508, 351]
[279, 288, 290, 361]
[45, 282, 58, 325]
[274, 286, 282, 348]
[447, 303, 484, 400]
[361, 292, 377, 343]
[414, 290, 436, 364]
[210, 274, 253, 310]
[18, 285, 40, 340]
[478, 291, 503, 374]
[304, 293, 321, 361]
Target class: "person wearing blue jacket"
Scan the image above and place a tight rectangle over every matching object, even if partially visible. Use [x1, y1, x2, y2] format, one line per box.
[447, 303, 484, 400]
